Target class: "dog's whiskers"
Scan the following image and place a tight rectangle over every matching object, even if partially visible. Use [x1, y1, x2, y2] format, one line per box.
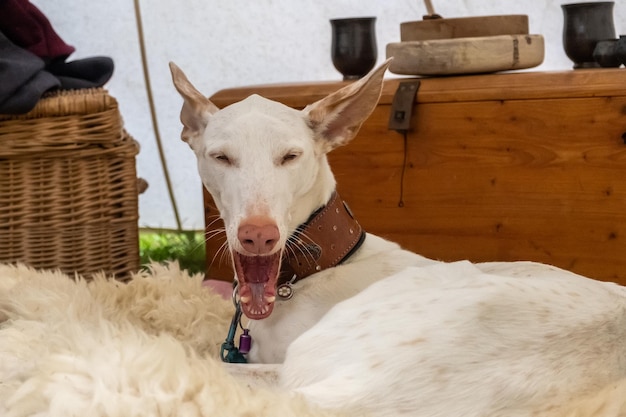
[207, 239, 232, 272]
[218, 241, 232, 265]
[198, 223, 232, 272]
[205, 228, 225, 242]
[285, 231, 319, 265]
[205, 214, 224, 229]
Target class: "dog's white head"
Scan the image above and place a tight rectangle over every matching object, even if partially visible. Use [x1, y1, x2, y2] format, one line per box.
[170, 60, 390, 319]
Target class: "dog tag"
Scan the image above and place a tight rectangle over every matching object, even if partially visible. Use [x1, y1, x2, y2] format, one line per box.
[277, 283, 294, 300]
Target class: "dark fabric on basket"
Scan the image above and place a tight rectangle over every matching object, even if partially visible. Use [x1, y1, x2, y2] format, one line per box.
[0, 0, 115, 113]
[48, 56, 115, 90]
[0, 31, 60, 114]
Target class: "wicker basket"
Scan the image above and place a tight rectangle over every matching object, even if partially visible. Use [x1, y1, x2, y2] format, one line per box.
[0, 88, 140, 278]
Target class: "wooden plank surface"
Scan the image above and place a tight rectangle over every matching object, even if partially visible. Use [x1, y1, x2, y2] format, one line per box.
[209, 68, 626, 108]
[399, 15, 529, 41]
[330, 97, 626, 283]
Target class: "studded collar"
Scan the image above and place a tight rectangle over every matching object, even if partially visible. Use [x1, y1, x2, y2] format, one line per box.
[277, 191, 366, 296]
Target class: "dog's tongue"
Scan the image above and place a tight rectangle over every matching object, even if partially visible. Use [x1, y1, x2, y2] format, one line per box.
[233, 252, 280, 319]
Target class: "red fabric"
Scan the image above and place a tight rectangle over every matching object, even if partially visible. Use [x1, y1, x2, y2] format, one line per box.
[202, 279, 233, 300]
[0, 0, 74, 59]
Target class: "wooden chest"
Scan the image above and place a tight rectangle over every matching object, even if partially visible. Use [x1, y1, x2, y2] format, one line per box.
[206, 69, 626, 285]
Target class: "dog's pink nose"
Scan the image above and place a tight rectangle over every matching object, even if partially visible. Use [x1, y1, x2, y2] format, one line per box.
[238, 221, 280, 255]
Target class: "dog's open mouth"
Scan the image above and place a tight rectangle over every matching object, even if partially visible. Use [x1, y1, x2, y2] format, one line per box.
[233, 251, 281, 320]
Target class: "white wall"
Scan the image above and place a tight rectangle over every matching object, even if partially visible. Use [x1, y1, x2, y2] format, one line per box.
[32, 0, 625, 230]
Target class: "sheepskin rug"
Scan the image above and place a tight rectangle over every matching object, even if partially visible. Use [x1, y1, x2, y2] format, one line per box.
[0, 262, 346, 417]
[2, 262, 626, 417]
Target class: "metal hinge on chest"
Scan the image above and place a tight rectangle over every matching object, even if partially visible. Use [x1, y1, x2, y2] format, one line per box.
[388, 80, 420, 132]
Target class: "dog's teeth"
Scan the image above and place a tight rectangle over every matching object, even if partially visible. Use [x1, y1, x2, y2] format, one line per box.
[240, 296, 251, 303]
[265, 296, 276, 303]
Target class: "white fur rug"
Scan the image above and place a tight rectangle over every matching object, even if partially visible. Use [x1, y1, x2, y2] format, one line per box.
[0, 263, 345, 417]
[1, 262, 626, 417]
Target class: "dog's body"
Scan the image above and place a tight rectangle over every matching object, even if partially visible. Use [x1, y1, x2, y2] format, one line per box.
[170, 61, 626, 416]
[283, 260, 626, 416]
[248, 233, 437, 363]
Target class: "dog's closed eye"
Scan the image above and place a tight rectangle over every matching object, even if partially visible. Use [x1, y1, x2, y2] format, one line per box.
[280, 151, 301, 165]
[212, 153, 232, 165]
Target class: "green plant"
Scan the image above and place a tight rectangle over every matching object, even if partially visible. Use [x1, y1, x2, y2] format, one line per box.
[139, 230, 206, 274]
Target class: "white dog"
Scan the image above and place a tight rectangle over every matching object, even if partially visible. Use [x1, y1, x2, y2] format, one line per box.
[170, 60, 626, 417]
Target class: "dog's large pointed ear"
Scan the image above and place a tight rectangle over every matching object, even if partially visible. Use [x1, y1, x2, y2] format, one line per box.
[169, 62, 219, 148]
[304, 58, 391, 153]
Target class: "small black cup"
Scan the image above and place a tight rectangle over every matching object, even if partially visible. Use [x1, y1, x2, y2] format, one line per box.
[615, 35, 626, 66]
[593, 39, 621, 67]
[330, 17, 377, 80]
[562, 2, 616, 69]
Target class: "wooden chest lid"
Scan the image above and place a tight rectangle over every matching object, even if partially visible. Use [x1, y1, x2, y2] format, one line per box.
[209, 69, 626, 109]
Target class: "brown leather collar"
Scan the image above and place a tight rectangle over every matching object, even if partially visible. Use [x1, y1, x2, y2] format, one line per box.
[278, 191, 366, 288]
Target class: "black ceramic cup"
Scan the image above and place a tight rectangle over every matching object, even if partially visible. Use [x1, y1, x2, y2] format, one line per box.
[562, 2, 616, 69]
[330, 17, 377, 80]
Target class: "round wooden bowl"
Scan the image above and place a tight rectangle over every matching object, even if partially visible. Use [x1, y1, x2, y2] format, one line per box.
[400, 15, 529, 41]
[386, 34, 544, 76]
